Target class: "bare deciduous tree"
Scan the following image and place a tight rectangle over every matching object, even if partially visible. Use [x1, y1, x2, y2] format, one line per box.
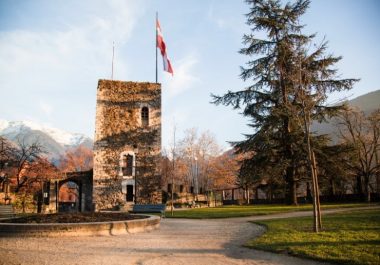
[1, 135, 58, 212]
[337, 108, 380, 202]
[178, 128, 223, 194]
[10, 137, 47, 193]
[58, 145, 93, 172]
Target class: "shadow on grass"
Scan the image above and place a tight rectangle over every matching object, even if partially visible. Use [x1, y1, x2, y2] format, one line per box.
[253, 239, 380, 248]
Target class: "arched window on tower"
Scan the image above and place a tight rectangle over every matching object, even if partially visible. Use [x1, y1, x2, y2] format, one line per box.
[122, 154, 134, 176]
[141, 107, 149, 127]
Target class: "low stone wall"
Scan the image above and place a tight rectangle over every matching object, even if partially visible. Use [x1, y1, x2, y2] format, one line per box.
[0, 215, 160, 237]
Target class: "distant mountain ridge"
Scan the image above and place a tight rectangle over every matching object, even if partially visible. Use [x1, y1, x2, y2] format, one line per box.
[345, 90, 380, 113]
[312, 89, 380, 138]
[0, 120, 93, 159]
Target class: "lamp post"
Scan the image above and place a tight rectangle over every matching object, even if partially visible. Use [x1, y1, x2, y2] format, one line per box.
[134, 166, 139, 205]
[194, 156, 198, 200]
[133, 147, 139, 204]
[171, 129, 176, 217]
[56, 180, 59, 212]
[1, 161, 10, 204]
[1, 172, 9, 204]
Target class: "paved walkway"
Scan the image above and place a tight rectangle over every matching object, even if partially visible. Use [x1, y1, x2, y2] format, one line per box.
[0, 207, 377, 265]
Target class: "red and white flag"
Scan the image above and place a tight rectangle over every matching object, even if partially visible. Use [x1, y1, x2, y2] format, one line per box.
[156, 19, 173, 75]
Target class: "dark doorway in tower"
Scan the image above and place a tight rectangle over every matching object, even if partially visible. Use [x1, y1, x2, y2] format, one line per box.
[126, 185, 134, 202]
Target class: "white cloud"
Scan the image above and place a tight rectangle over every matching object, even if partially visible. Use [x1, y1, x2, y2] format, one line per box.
[0, 0, 145, 92]
[0, 0, 146, 135]
[39, 101, 53, 116]
[207, 2, 245, 34]
[208, 4, 226, 29]
[162, 108, 188, 153]
[163, 53, 200, 98]
[163, 109, 187, 131]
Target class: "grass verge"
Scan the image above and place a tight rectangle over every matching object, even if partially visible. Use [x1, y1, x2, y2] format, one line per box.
[246, 209, 380, 265]
[164, 203, 376, 219]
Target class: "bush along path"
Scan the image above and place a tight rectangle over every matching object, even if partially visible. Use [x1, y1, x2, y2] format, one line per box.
[165, 203, 377, 219]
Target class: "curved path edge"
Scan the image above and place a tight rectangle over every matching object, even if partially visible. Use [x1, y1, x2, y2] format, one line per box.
[230, 205, 380, 222]
[0, 206, 378, 265]
[230, 205, 380, 265]
[0, 214, 160, 237]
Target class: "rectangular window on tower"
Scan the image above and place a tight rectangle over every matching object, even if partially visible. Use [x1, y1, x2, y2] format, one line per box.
[122, 154, 134, 176]
[141, 107, 149, 127]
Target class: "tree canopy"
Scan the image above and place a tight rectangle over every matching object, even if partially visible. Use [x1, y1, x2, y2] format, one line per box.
[212, 0, 358, 205]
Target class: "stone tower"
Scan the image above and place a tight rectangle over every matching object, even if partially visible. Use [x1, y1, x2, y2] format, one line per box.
[93, 80, 162, 210]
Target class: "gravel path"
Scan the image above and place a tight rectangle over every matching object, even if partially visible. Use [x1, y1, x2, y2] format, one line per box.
[1, 207, 376, 265]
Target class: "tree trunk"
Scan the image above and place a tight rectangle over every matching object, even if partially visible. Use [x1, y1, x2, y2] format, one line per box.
[283, 101, 297, 205]
[376, 151, 380, 195]
[356, 175, 364, 200]
[286, 170, 298, 205]
[22, 198, 26, 213]
[311, 151, 322, 230]
[329, 178, 336, 196]
[269, 183, 273, 202]
[367, 187, 371, 202]
[302, 105, 321, 232]
[365, 176, 371, 202]
[306, 182, 312, 203]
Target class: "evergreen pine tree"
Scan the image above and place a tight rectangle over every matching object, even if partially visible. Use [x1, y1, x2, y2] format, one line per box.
[212, 0, 358, 209]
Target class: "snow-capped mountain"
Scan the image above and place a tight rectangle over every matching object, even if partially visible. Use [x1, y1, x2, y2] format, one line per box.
[0, 119, 93, 159]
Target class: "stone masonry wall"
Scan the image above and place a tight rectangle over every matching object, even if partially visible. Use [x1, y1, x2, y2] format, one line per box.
[93, 80, 161, 210]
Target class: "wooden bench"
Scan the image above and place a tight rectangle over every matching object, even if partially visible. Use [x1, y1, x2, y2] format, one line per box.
[130, 204, 166, 218]
[0, 205, 15, 219]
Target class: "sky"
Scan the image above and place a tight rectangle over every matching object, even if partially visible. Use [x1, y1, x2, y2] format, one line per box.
[0, 0, 379, 150]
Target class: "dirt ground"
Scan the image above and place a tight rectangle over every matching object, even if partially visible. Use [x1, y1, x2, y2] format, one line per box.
[2, 207, 374, 265]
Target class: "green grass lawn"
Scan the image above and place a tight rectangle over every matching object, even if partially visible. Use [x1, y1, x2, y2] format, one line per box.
[246, 209, 380, 265]
[164, 203, 376, 219]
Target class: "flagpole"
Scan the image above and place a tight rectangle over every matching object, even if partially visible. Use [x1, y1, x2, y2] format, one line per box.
[111, 41, 115, 80]
[155, 12, 158, 84]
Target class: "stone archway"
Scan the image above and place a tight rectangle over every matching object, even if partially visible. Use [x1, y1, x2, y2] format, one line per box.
[58, 170, 93, 212]
[44, 170, 93, 213]
[58, 180, 81, 212]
